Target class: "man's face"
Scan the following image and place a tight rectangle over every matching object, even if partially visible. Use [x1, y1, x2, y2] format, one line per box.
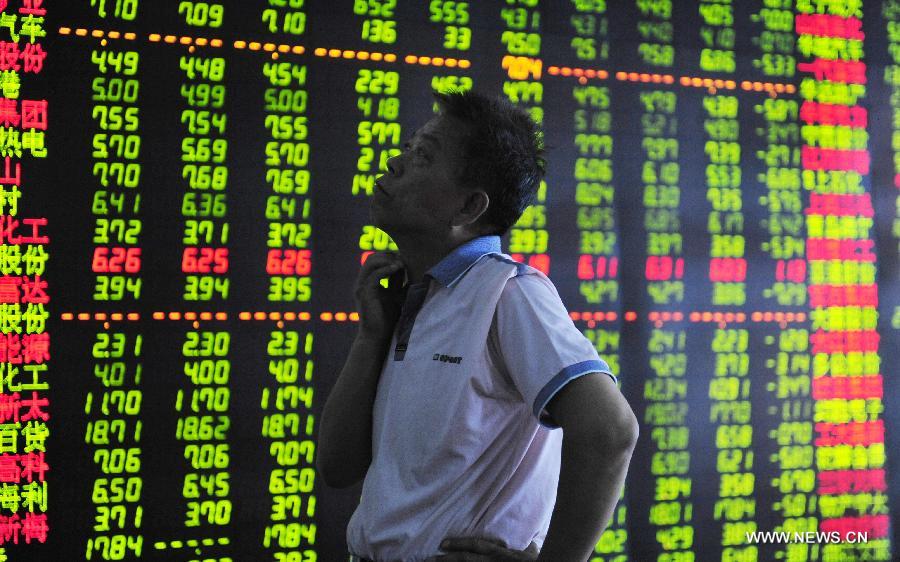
[371, 114, 470, 239]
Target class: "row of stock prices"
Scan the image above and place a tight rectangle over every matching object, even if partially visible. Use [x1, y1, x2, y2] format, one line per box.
[5, 0, 897, 560]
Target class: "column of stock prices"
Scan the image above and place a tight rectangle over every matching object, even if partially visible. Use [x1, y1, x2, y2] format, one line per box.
[2, 0, 894, 560]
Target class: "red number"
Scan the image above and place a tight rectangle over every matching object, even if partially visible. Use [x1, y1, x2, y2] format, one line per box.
[709, 258, 747, 283]
[92, 247, 109, 272]
[266, 249, 312, 275]
[577, 255, 618, 280]
[527, 254, 550, 275]
[645, 256, 683, 281]
[212, 248, 229, 274]
[93, 247, 141, 273]
[775, 259, 806, 283]
[182, 247, 199, 272]
[182, 247, 229, 274]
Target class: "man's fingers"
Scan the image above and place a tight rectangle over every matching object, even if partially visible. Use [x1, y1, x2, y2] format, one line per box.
[431, 537, 539, 561]
[440, 537, 505, 554]
[360, 252, 402, 273]
[426, 555, 489, 562]
[387, 266, 406, 288]
[361, 259, 400, 275]
[361, 262, 402, 282]
[358, 262, 403, 289]
[359, 254, 403, 284]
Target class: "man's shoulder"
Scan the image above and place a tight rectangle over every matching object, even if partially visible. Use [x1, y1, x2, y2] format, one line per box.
[475, 252, 546, 280]
[496, 259, 557, 295]
[447, 252, 558, 307]
[470, 259, 564, 326]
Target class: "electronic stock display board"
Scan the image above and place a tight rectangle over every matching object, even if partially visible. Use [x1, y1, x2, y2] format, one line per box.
[0, 0, 898, 560]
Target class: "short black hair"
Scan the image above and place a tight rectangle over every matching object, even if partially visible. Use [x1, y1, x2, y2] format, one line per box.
[433, 90, 545, 235]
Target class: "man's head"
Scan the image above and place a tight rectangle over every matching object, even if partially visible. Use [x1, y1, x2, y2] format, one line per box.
[432, 90, 545, 235]
[372, 90, 545, 243]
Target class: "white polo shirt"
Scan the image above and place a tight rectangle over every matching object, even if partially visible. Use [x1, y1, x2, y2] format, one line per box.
[346, 236, 615, 562]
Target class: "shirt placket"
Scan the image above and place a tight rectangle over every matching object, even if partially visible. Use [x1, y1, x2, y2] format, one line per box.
[393, 280, 430, 361]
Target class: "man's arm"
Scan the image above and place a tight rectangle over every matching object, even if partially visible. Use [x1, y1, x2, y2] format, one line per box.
[538, 373, 638, 561]
[432, 373, 637, 562]
[317, 252, 405, 489]
[317, 334, 392, 488]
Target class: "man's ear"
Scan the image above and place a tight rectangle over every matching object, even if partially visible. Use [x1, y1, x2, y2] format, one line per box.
[452, 190, 490, 228]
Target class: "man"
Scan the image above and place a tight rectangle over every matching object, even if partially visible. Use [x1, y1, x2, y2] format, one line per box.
[318, 90, 638, 562]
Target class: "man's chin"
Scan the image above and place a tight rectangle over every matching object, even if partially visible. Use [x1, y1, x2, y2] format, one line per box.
[368, 208, 393, 236]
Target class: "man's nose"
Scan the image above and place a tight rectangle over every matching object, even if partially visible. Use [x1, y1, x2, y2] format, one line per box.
[386, 154, 402, 176]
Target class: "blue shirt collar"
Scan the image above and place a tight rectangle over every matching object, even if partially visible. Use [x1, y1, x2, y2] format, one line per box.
[427, 236, 501, 287]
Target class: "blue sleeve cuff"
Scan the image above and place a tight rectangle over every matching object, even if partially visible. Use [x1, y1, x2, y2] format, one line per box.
[532, 359, 617, 429]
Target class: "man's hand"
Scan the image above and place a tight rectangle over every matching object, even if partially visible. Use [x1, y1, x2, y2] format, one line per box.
[317, 251, 406, 488]
[355, 252, 405, 340]
[425, 538, 539, 561]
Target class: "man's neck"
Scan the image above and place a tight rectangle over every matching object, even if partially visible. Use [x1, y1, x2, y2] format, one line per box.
[394, 233, 479, 284]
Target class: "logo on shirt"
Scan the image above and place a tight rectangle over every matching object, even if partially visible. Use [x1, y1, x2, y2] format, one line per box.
[432, 353, 462, 364]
